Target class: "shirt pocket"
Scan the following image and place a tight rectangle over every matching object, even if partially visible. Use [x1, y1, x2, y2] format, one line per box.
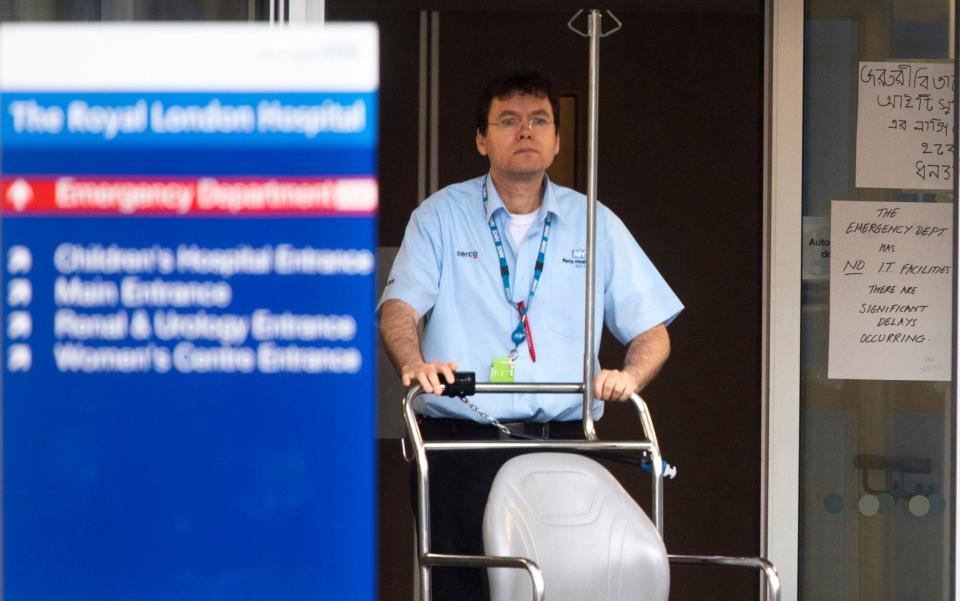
[539, 283, 610, 346]
[540, 296, 584, 341]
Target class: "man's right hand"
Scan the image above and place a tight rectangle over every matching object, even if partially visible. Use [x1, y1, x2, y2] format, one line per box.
[401, 360, 459, 394]
[380, 299, 459, 393]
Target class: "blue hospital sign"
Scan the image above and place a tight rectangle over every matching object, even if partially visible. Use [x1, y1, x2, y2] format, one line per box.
[0, 24, 378, 601]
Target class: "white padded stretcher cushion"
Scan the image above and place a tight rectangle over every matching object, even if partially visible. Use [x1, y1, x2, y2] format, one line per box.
[483, 452, 669, 601]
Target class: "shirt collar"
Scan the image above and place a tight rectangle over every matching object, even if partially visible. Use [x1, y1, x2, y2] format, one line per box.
[483, 173, 559, 223]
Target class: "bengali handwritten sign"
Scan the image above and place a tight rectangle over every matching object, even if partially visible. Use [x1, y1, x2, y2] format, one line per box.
[856, 61, 955, 190]
[829, 200, 951, 381]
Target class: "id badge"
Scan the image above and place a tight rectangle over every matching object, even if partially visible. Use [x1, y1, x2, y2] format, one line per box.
[490, 356, 515, 383]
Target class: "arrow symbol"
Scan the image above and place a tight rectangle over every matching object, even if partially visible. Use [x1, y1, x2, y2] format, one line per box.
[6, 179, 34, 212]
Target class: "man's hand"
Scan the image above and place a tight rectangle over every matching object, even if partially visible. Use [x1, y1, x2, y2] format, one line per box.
[594, 323, 671, 402]
[593, 368, 641, 401]
[402, 359, 459, 394]
[380, 299, 461, 394]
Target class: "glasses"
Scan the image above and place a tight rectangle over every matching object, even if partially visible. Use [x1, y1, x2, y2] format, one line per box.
[487, 116, 554, 134]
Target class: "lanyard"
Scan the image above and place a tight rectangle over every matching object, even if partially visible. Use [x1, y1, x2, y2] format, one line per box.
[481, 176, 551, 359]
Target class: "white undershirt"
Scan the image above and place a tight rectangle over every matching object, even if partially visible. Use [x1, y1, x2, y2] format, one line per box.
[505, 209, 538, 250]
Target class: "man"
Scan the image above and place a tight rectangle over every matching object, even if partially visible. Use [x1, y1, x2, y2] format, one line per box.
[378, 70, 682, 600]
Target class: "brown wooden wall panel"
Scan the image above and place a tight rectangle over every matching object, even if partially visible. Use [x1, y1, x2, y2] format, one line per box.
[327, 7, 422, 247]
[331, 1, 760, 15]
[593, 12, 765, 565]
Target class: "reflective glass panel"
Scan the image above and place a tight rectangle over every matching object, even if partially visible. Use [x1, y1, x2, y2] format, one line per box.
[801, 0, 955, 599]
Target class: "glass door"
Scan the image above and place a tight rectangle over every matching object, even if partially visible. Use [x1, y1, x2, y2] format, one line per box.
[800, 0, 955, 599]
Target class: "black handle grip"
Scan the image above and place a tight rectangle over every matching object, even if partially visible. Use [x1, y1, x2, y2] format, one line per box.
[440, 371, 476, 397]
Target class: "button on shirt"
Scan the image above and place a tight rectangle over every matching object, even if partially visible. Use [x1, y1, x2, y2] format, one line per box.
[378, 174, 683, 423]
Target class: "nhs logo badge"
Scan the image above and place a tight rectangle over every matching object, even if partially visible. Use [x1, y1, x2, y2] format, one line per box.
[563, 249, 587, 266]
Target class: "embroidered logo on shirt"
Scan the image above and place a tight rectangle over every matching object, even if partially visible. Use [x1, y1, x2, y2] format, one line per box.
[457, 250, 479, 259]
[562, 249, 587, 266]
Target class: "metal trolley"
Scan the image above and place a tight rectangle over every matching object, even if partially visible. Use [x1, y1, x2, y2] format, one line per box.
[401, 381, 781, 601]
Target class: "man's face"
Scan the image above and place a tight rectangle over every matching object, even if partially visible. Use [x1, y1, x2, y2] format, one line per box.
[476, 93, 560, 181]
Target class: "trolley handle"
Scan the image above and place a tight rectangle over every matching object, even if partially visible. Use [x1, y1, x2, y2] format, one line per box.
[400, 375, 662, 463]
[438, 371, 476, 397]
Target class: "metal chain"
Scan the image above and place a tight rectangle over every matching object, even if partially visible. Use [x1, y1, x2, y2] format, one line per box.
[457, 395, 513, 437]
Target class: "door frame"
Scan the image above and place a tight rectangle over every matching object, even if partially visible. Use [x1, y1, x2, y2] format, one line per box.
[764, 1, 803, 601]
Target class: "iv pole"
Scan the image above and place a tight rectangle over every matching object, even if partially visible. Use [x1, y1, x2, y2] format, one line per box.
[568, 9, 622, 440]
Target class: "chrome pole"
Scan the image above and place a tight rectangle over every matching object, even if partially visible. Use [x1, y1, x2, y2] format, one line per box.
[403, 390, 432, 601]
[668, 555, 782, 601]
[650, 445, 665, 534]
[423, 554, 545, 601]
[582, 8, 601, 441]
[632, 395, 665, 534]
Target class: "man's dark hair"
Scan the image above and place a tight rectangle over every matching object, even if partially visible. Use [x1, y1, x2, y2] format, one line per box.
[476, 69, 560, 135]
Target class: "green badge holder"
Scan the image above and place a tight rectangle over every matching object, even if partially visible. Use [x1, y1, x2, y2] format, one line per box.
[490, 356, 515, 383]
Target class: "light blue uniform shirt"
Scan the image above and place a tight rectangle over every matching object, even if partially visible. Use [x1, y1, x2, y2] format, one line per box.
[379, 175, 683, 422]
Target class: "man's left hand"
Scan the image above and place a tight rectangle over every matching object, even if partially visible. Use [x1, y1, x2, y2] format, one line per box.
[593, 368, 641, 401]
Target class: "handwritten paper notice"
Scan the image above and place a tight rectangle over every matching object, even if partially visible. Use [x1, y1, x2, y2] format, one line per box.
[829, 201, 952, 381]
[856, 61, 955, 190]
